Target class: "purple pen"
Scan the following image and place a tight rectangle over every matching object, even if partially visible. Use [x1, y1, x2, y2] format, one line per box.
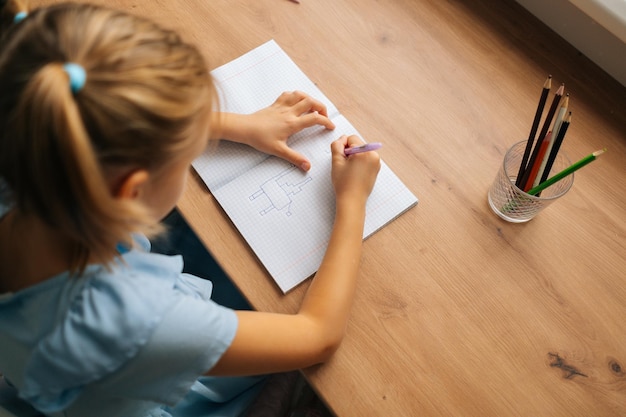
[344, 142, 382, 156]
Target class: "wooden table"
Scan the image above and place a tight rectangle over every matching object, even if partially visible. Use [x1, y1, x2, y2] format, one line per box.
[42, 0, 626, 415]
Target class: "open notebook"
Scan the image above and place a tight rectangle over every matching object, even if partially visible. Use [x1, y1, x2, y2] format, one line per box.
[193, 40, 418, 293]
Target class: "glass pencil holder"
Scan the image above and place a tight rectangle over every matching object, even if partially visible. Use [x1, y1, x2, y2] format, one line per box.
[488, 140, 573, 223]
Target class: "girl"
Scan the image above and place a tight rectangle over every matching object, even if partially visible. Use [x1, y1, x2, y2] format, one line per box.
[0, 1, 380, 416]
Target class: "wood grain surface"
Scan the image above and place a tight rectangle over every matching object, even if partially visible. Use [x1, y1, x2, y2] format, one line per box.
[33, 0, 626, 415]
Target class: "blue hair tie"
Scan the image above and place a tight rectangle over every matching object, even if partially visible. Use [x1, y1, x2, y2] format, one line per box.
[116, 242, 130, 255]
[14, 11, 28, 23]
[62, 63, 87, 94]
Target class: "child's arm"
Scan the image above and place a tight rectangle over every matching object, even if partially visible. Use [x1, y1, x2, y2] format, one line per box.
[208, 134, 380, 376]
[209, 91, 335, 171]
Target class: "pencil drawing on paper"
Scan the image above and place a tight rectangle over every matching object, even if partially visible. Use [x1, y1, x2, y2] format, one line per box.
[249, 165, 312, 216]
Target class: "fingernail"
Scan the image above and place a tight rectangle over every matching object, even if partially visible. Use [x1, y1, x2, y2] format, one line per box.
[300, 161, 310, 171]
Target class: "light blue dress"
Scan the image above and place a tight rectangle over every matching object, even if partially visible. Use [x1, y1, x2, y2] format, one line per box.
[0, 180, 265, 417]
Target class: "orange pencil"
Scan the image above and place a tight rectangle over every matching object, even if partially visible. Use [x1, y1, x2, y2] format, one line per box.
[523, 132, 551, 192]
[519, 83, 564, 187]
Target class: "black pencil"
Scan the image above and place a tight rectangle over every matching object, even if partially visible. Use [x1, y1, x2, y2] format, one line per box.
[519, 83, 564, 188]
[516, 75, 552, 186]
[539, 111, 571, 184]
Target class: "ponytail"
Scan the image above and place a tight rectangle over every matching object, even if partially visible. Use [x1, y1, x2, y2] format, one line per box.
[9, 63, 154, 268]
[0, 3, 213, 272]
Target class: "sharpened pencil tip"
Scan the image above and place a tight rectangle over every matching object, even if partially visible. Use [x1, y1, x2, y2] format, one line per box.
[544, 76, 552, 88]
[593, 148, 607, 157]
[556, 84, 565, 95]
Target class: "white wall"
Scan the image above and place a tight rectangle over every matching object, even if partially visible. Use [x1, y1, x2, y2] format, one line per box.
[515, 0, 626, 86]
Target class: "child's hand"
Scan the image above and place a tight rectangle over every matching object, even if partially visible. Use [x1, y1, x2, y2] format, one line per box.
[218, 91, 335, 171]
[331, 135, 380, 206]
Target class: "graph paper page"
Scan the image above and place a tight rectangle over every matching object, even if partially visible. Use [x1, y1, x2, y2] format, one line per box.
[192, 40, 418, 292]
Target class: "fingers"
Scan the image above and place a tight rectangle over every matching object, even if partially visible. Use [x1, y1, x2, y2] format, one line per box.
[275, 90, 307, 106]
[331, 135, 364, 155]
[277, 91, 324, 111]
[277, 91, 334, 129]
[297, 111, 336, 131]
[330, 135, 381, 202]
[275, 143, 311, 171]
[291, 91, 329, 117]
[346, 135, 365, 148]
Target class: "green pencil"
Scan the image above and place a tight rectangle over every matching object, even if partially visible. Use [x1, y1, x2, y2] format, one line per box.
[527, 148, 607, 196]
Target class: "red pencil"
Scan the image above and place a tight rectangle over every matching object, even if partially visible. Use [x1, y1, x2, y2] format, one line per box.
[523, 133, 551, 192]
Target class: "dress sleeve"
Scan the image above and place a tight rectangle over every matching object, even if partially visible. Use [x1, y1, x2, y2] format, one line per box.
[91, 279, 238, 407]
[16, 246, 237, 413]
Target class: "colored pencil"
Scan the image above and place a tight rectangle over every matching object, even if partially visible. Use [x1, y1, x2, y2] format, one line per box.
[527, 148, 606, 196]
[534, 93, 569, 188]
[523, 133, 551, 192]
[516, 75, 552, 186]
[539, 111, 571, 185]
[519, 83, 564, 187]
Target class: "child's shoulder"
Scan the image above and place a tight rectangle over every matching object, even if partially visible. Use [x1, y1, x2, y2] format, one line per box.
[0, 249, 187, 405]
[1, 247, 184, 330]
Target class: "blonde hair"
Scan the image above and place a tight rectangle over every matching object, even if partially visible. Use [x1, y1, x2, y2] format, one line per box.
[0, 1, 215, 271]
